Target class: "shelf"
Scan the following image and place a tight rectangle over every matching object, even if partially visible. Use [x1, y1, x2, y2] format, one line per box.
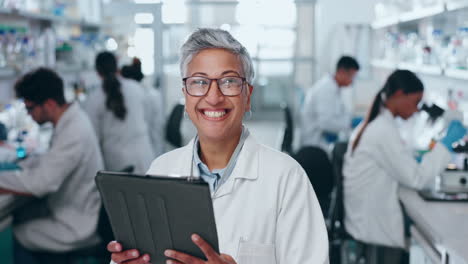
[371, 60, 468, 80]
[55, 65, 94, 75]
[372, 2, 450, 29]
[371, 16, 399, 29]
[0, 7, 101, 29]
[399, 4, 445, 23]
[371, 60, 397, 69]
[0, 68, 17, 79]
[446, 0, 468, 11]
[445, 68, 468, 80]
[398, 62, 443, 76]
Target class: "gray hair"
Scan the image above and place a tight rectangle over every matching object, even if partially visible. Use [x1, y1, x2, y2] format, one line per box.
[180, 28, 255, 84]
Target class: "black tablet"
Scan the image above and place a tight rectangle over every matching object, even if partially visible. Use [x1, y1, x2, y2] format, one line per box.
[95, 171, 219, 263]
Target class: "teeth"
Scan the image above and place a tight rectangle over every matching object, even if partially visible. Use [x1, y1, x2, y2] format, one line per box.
[203, 110, 226, 118]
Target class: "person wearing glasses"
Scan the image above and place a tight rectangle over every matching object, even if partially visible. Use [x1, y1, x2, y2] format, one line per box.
[82, 51, 156, 174]
[107, 28, 328, 264]
[0, 68, 104, 264]
[300, 56, 360, 151]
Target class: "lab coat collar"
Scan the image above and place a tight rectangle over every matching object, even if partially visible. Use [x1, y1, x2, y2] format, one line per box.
[183, 129, 259, 199]
[381, 107, 397, 124]
[213, 132, 258, 198]
[53, 103, 79, 137]
[325, 74, 340, 92]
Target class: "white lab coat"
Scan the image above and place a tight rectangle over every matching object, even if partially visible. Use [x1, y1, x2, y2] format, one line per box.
[0, 103, 104, 251]
[83, 78, 155, 173]
[145, 132, 329, 264]
[141, 84, 166, 158]
[343, 108, 451, 248]
[300, 75, 352, 149]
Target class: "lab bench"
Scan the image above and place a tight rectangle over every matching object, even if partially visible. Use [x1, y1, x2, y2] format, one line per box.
[399, 187, 468, 264]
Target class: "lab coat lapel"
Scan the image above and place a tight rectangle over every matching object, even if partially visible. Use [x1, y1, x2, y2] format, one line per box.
[181, 139, 196, 177]
[213, 135, 259, 199]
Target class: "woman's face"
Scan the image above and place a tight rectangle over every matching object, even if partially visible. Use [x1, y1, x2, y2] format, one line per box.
[396, 91, 423, 120]
[183, 48, 253, 141]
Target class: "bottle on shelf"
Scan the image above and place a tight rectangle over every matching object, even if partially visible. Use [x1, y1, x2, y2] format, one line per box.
[462, 27, 468, 70]
[447, 28, 468, 70]
[0, 26, 7, 68]
[429, 29, 445, 66]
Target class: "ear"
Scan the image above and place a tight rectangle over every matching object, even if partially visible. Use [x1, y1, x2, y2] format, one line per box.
[42, 99, 56, 109]
[245, 84, 254, 111]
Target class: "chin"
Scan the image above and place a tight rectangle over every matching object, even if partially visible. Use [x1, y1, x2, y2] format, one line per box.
[198, 124, 237, 140]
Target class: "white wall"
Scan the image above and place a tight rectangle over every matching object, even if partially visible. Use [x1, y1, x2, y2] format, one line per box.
[314, 0, 378, 116]
[315, 0, 375, 75]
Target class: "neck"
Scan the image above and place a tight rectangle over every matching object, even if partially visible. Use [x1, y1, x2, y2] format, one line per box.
[198, 127, 243, 171]
[51, 103, 70, 126]
[384, 100, 398, 117]
[333, 74, 343, 88]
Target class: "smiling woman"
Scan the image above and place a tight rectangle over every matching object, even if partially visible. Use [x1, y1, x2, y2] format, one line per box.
[183, 48, 252, 153]
[108, 28, 329, 264]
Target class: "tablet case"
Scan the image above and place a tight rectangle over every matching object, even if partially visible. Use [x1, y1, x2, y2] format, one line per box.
[95, 171, 219, 263]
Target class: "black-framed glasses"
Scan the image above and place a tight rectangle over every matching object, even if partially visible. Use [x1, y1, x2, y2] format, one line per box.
[183, 76, 246, 97]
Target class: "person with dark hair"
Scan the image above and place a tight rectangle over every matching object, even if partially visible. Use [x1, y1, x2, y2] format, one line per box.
[120, 57, 166, 157]
[300, 55, 360, 150]
[0, 67, 104, 264]
[343, 70, 465, 263]
[83, 52, 155, 173]
[121, 57, 144, 82]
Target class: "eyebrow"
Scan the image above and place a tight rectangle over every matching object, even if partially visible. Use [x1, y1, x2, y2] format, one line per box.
[190, 70, 242, 77]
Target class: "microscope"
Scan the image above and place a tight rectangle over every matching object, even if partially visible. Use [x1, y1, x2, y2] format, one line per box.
[420, 103, 468, 196]
[437, 140, 468, 194]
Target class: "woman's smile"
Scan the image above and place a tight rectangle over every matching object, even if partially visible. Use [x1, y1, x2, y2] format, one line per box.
[199, 108, 231, 120]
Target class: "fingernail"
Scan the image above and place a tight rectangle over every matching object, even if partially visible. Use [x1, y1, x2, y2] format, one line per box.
[143, 255, 150, 261]
[192, 234, 200, 241]
[164, 250, 173, 257]
[166, 260, 173, 264]
[130, 250, 138, 257]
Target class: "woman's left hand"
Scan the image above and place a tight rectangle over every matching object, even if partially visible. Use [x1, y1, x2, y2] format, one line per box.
[164, 234, 237, 264]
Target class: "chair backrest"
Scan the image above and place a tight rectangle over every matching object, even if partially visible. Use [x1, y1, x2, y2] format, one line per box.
[328, 142, 348, 238]
[165, 103, 185, 148]
[293, 146, 334, 202]
[281, 104, 294, 154]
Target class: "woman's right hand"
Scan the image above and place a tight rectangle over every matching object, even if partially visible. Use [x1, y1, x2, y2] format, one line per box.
[107, 241, 151, 264]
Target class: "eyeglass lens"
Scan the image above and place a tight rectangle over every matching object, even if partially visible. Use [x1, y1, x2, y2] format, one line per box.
[185, 77, 244, 96]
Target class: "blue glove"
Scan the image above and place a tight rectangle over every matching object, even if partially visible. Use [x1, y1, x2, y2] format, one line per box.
[351, 117, 363, 129]
[323, 132, 338, 143]
[441, 120, 467, 151]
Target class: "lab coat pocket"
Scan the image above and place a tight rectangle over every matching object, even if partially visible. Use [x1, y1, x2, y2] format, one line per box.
[236, 240, 277, 264]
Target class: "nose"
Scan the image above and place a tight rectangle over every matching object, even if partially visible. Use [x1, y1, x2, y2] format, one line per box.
[204, 80, 225, 105]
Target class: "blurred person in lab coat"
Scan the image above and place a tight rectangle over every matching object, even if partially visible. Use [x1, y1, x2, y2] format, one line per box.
[0, 68, 104, 264]
[121, 58, 166, 158]
[83, 52, 155, 173]
[106, 28, 329, 264]
[343, 70, 466, 263]
[300, 56, 360, 151]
